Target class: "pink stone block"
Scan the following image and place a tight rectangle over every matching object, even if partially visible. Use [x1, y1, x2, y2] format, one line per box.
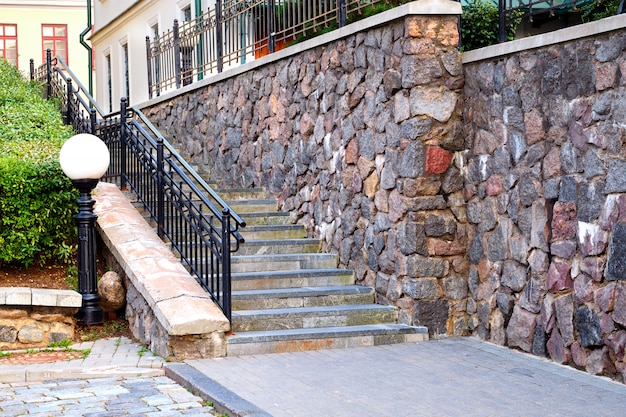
[425, 146, 453, 175]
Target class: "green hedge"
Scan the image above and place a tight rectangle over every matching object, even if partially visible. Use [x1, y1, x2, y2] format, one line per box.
[0, 58, 77, 267]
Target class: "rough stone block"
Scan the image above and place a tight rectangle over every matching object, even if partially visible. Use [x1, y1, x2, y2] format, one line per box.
[425, 146, 453, 174]
[578, 221, 607, 257]
[412, 299, 449, 337]
[547, 259, 572, 293]
[551, 202, 577, 241]
[555, 293, 574, 346]
[606, 222, 626, 280]
[574, 305, 603, 348]
[506, 304, 536, 352]
[547, 328, 570, 364]
[594, 283, 616, 313]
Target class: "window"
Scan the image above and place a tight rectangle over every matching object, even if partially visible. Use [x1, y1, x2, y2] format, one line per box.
[182, 5, 192, 22]
[105, 53, 112, 113]
[0, 24, 18, 67]
[42, 24, 68, 63]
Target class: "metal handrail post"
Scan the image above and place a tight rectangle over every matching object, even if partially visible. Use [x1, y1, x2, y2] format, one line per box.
[216, 0, 223, 73]
[146, 36, 154, 99]
[90, 108, 97, 135]
[30, 59, 34, 81]
[268, 0, 276, 54]
[156, 137, 165, 239]
[173, 20, 182, 89]
[339, 0, 347, 27]
[66, 78, 73, 126]
[498, 0, 506, 43]
[120, 98, 128, 190]
[46, 49, 52, 99]
[221, 207, 232, 321]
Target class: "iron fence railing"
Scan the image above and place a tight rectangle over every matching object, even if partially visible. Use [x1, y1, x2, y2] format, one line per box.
[146, 0, 392, 98]
[499, 0, 626, 42]
[31, 51, 245, 321]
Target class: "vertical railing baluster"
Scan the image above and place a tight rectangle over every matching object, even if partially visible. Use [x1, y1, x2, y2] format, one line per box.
[120, 98, 128, 190]
[90, 108, 97, 135]
[29, 59, 34, 81]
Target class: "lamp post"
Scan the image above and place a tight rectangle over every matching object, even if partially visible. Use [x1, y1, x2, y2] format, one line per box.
[59, 133, 110, 326]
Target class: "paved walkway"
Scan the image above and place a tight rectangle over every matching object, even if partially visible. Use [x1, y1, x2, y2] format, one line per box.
[179, 337, 626, 417]
[0, 337, 221, 416]
[2, 337, 626, 416]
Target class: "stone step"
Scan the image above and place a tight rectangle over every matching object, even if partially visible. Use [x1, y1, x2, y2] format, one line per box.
[239, 211, 290, 226]
[231, 268, 354, 291]
[234, 238, 320, 255]
[226, 324, 429, 356]
[231, 304, 397, 332]
[231, 285, 374, 310]
[227, 199, 278, 213]
[231, 253, 337, 273]
[217, 187, 268, 201]
[239, 224, 307, 240]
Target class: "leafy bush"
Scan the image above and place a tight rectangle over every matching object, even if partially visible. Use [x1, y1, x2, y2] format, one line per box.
[0, 58, 77, 267]
[580, 0, 621, 22]
[461, 0, 521, 51]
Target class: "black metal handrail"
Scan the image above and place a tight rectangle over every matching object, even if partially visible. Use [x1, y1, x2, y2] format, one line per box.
[31, 51, 244, 320]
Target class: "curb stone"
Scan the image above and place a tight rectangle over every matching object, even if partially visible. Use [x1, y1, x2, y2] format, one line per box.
[165, 362, 273, 417]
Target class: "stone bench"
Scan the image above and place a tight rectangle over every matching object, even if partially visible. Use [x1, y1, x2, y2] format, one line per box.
[93, 182, 230, 359]
[0, 288, 81, 350]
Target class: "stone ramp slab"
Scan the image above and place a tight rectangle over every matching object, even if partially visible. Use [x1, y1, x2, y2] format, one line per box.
[183, 337, 626, 417]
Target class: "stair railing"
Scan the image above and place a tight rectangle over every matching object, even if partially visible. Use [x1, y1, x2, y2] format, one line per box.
[31, 50, 244, 321]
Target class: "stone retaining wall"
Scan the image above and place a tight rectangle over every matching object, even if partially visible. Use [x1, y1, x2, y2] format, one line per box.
[462, 23, 626, 378]
[144, 1, 467, 337]
[0, 288, 81, 350]
[94, 182, 230, 358]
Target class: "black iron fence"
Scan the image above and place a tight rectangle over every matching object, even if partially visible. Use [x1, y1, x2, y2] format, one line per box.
[146, 0, 397, 98]
[32, 51, 245, 321]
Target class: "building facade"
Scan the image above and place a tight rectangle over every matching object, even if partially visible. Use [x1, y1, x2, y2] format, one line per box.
[0, 0, 91, 85]
[91, 0, 213, 112]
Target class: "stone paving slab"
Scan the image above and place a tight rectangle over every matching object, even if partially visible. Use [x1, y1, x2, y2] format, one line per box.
[0, 375, 219, 416]
[0, 337, 163, 383]
[184, 337, 626, 417]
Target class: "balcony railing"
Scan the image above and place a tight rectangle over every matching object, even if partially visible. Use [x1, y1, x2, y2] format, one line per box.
[31, 50, 245, 321]
[146, 0, 396, 98]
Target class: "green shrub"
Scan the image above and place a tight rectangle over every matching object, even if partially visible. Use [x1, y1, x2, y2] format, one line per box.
[0, 58, 77, 267]
[460, 0, 521, 51]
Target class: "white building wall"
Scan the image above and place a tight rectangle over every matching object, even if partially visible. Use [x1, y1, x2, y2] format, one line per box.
[0, 0, 91, 84]
[92, 0, 216, 111]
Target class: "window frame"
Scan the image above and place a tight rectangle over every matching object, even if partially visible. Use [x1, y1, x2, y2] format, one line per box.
[0, 23, 18, 67]
[41, 23, 68, 64]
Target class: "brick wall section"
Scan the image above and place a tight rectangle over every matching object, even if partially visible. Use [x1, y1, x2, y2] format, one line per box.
[144, 7, 466, 337]
[463, 29, 626, 378]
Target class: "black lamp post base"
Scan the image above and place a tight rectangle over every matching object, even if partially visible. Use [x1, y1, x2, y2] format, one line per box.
[76, 293, 104, 326]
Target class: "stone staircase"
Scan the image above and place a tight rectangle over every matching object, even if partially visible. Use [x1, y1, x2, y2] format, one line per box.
[125, 124, 428, 356]
[214, 187, 429, 356]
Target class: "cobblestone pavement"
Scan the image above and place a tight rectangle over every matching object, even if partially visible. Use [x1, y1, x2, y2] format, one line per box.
[0, 376, 220, 417]
[0, 338, 222, 417]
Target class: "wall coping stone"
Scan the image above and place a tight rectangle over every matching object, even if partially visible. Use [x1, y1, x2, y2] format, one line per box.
[462, 13, 626, 64]
[137, 0, 462, 110]
[0, 287, 81, 308]
[93, 182, 230, 337]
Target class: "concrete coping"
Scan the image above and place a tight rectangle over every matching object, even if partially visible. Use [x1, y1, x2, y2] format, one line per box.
[0, 287, 82, 308]
[93, 182, 230, 336]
